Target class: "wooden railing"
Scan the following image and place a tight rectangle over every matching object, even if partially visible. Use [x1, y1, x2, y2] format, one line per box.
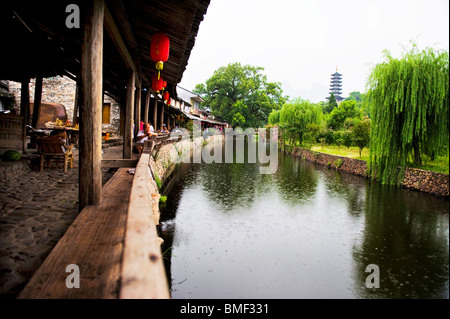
[119, 152, 170, 298]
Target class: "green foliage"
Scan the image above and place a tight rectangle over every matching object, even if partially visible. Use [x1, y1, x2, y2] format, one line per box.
[318, 128, 336, 145]
[352, 118, 371, 158]
[268, 109, 281, 125]
[304, 123, 322, 144]
[334, 158, 343, 168]
[159, 195, 167, 203]
[278, 98, 323, 146]
[154, 172, 162, 189]
[323, 92, 338, 114]
[366, 44, 449, 185]
[231, 110, 246, 127]
[327, 100, 362, 130]
[345, 91, 362, 102]
[193, 62, 287, 128]
[341, 130, 353, 148]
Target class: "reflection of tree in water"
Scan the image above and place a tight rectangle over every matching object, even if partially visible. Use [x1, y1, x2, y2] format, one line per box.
[319, 166, 367, 218]
[273, 154, 319, 206]
[353, 183, 449, 298]
[199, 161, 260, 212]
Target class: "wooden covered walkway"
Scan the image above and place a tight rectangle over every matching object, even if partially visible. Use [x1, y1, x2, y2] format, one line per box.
[1, 0, 210, 298]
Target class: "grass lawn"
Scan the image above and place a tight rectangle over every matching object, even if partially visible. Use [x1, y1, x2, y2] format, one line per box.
[310, 145, 370, 162]
[309, 144, 449, 174]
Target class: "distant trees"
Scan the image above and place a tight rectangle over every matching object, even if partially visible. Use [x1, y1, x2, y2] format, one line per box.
[269, 98, 323, 147]
[194, 62, 287, 129]
[366, 45, 449, 184]
[323, 92, 338, 114]
[352, 118, 371, 158]
[326, 100, 362, 130]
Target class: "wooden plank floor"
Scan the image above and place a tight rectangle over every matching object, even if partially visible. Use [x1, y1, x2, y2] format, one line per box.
[18, 168, 133, 299]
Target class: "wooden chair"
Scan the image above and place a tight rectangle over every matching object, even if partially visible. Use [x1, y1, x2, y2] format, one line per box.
[36, 136, 74, 172]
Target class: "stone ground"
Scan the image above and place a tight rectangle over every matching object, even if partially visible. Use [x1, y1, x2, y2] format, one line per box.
[0, 143, 125, 298]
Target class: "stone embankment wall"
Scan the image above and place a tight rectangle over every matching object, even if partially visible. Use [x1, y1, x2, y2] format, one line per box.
[149, 135, 216, 188]
[289, 147, 449, 198]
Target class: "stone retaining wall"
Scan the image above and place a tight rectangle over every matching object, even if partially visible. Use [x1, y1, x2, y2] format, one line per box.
[149, 135, 208, 188]
[289, 147, 449, 198]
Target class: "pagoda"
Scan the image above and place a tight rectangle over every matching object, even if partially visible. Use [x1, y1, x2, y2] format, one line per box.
[327, 67, 344, 102]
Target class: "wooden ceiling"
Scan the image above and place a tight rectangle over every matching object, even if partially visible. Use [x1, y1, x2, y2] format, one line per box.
[0, 0, 210, 102]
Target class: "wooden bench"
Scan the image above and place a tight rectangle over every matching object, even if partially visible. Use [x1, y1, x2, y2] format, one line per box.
[18, 168, 133, 298]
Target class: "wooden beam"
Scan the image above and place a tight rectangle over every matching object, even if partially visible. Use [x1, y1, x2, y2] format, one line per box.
[123, 70, 135, 159]
[31, 75, 43, 129]
[104, 3, 135, 72]
[109, 0, 137, 50]
[79, 0, 104, 210]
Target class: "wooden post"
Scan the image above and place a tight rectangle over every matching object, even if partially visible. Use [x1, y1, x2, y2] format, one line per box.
[160, 103, 164, 131]
[73, 78, 81, 125]
[123, 70, 135, 159]
[79, 0, 104, 210]
[153, 98, 158, 131]
[20, 77, 30, 152]
[134, 79, 141, 137]
[32, 75, 42, 129]
[144, 90, 150, 125]
[120, 102, 125, 136]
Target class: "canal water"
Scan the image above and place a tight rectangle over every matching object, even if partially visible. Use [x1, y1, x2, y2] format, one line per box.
[159, 145, 449, 299]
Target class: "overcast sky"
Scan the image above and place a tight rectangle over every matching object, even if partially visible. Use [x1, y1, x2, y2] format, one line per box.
[178, 0, 449, 103]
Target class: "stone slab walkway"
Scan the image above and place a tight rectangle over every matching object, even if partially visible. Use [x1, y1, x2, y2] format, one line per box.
[0, 145, 126, 298]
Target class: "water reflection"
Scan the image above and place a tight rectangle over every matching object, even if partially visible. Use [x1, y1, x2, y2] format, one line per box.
[159, 146, 449, 299]
[274, 154, 319, 206]
[353, 183, 449, 298]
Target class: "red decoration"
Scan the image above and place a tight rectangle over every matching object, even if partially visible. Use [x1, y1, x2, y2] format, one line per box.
[163, 91, 169, 102]
[150, 32, 170, 79]
[152, 74, 163, 92]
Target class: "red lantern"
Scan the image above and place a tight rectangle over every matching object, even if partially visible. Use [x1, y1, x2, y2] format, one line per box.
[167, 98, 171, 106]
[150, 32, 170, 79]
[163, 91, 169, 102]
[152, 74, 163, 92]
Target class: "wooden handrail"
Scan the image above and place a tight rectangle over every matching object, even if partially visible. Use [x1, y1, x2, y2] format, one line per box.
[119, 153, 170, 298]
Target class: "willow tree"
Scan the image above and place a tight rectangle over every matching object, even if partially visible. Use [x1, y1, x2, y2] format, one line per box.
[278, 98, 323, 147]
[366, 45, 449, 185]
